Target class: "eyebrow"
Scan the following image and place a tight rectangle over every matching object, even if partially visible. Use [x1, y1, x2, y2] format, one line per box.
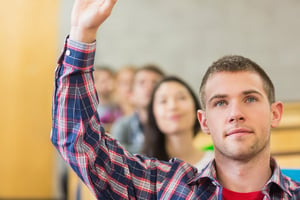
[208, 94, 227, 105]
[207, 90, 263, 105]
[242, 89, 263, 97]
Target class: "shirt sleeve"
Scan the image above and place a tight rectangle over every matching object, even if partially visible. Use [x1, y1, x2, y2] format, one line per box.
[50, 37, 172, 199]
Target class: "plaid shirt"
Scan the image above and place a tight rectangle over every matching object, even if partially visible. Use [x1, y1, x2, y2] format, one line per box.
[51, 38, 300, 200]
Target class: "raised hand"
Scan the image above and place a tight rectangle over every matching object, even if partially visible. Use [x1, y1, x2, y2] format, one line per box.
[70, 0, 117, 43]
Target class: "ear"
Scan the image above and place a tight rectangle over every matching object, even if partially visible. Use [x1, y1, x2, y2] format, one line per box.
[270, 101, 283, 128]
[197, 109, 210, 135]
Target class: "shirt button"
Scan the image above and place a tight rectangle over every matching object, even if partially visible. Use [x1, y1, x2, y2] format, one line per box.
[66, 50, 71, 56]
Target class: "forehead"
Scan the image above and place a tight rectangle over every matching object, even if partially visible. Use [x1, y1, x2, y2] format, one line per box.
[117, 72, 134, 82]
[154, 81, 193, 101]
[134, 70, 162, 81]
[118, 69, 134, 78]
[204, 71, 266, 98]
[155, 81, 189, 95]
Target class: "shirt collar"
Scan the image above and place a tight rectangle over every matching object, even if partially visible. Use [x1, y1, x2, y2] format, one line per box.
[188, 157, 294, 197]
[187, 159, 219, 185]
[264, 157, 293, 197]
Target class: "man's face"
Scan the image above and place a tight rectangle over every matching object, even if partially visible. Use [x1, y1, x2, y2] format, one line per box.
[131, 70, 163, 109]
[198, 71, 282, 161]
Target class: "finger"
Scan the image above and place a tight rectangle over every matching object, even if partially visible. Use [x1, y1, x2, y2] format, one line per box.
[99, 0, 117, 16]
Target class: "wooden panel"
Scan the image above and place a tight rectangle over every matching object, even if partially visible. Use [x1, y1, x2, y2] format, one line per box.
[270, 129, 300, 154]
[0, 0, 59, 198]
[279, 102, 300, 128]
[274, 155, 300, 168]
[271, 101, 300, 167]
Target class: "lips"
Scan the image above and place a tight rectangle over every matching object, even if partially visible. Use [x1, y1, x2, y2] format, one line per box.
[226, 128, 253, 136]
[169, 114, 181, 120]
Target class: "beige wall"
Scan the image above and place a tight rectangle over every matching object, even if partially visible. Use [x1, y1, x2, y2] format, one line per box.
[60, 0, 300, 102]
[0, 0, 59, 198]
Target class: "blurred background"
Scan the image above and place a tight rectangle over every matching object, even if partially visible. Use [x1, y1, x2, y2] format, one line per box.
[0, 0, 299, 199]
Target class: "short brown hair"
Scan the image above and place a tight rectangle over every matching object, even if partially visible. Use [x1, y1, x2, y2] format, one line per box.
[199, 55, 275, 108]
[136, 64, 165, 77]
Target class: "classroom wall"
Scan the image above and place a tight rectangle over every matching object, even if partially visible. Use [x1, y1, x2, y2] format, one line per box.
[0, 0, 59, 198]
[60, 0, 300, 102]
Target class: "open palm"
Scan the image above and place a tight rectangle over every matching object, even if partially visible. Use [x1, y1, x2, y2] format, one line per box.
[70, 0, 117, 42]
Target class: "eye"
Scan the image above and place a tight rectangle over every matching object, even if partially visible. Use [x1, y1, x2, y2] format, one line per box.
[157, 98, 167, 104]
[245, 96, 257, 103]
[178, 95, 186, 101]
[214, 100, 227, 107]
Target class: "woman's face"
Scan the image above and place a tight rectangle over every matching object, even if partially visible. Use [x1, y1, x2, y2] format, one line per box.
[153, 81, 196, 135]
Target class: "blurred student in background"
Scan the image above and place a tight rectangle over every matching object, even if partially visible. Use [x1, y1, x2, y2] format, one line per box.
[111, 64, 165, 153]
[143, 76, 213, 170]
[114, 65, 136, 116]
[94, 65, 121, 132]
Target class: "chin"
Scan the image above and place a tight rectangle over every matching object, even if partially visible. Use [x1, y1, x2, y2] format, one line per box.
[228, 150, 259, 161]
[163, 128, 180, 136]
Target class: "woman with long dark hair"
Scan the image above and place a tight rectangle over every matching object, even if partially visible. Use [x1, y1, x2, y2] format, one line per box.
[143, 76, 213, 169]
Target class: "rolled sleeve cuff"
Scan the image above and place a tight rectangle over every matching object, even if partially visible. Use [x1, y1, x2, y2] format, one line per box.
[58, 36, 96, 71]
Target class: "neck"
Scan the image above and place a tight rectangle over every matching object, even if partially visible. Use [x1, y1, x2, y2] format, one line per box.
[215, 147, 272, 192]
[136, 108, 148, 125]
[120, 103, 134, 116]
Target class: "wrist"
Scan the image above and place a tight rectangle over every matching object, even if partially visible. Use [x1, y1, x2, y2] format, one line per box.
[69, 26, 97, 43]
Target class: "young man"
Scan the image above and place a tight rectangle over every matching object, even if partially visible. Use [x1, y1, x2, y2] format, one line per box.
[51, 0, 300, 199]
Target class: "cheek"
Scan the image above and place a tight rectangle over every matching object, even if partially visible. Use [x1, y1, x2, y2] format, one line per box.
[153, 105, 166, 128]
[132, 89, 142, 99]
[249, 107, 271, 125]
[139, 89, 148, 98]
[153, 105, 163, 120]
[205, 111, 223, 133]
[256, 113, 272, 133]
[185, 106, 196, 122]
[205, 114, 224, 144]
[186, 114, 196, 130]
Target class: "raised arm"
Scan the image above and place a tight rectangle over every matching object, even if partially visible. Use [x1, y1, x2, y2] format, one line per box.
[50, 0, 178, 199]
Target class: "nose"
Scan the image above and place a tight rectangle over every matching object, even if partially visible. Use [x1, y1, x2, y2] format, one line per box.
[167, 98, 176, 109]
[228, 102, 245, 123]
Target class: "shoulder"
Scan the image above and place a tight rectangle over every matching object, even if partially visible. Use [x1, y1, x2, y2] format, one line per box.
[194, 151, 214, 171]
[114, 115, 132, 125]
[286, 177, 300, 198]
[110, 114, 135, 136]
[274, 169, 300, 198]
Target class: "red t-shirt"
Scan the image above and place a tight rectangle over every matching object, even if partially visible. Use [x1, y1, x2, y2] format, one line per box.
[223, 187, 264, 200]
